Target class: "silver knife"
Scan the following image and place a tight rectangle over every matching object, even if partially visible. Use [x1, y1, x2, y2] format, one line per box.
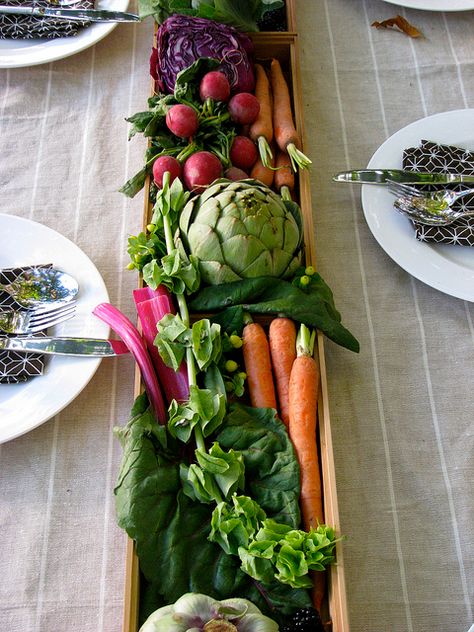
[0, 5, 140, 22]
[333, 169, 474, 185]
[0, 336, 130, 356]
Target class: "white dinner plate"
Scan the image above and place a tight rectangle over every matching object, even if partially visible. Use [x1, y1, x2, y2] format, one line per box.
[0, 0, 129, 69]
[361, 108, 474, 302]
[0, 213, 109, 443]
[381, 0, 474, 10]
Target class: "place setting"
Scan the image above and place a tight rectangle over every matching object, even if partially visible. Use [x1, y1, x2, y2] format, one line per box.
[0, 213, 121, 443]
[0, 0, 138, 68]
[333, 109, 474, 302]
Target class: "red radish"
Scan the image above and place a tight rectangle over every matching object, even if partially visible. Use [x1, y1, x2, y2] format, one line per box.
[183, 151, 223, 192]
[228, 93, 260, 125]
[152, 156, 182, 188]
[200, 71, 231, 102]
[230, 136, 258, 171]
[225, 166, 249, 181]
[165, 104, 199, 138]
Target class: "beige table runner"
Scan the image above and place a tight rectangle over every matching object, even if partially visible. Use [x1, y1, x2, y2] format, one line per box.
[0, 1, 473, 631]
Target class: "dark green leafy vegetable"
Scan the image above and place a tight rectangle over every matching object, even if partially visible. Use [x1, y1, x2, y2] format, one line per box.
[137, 0, 284, 32]
[114, 394, 311, 623]
[189, 276, 360, 352]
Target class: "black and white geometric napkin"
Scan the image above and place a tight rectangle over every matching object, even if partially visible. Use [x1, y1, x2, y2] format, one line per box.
[0, 0, 92, 40]
[0, 266, 49, 384]
[403, 139, 474, 246]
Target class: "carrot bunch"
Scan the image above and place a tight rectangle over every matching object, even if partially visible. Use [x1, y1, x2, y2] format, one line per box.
[245, 58, 311, 179]
[241, 316, 325, 609]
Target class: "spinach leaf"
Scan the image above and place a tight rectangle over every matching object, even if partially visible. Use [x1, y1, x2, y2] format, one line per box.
[114, 396, 310, 623]
[216, 403, 301, 526]
[189, 276, 360, 353]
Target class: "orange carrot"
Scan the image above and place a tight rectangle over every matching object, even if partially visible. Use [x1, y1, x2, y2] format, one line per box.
[242, 321, 277, 409]
[249, 63, 274, 168]
[269, 317, 296, 427]
[250, 150, 275, 187]
[274, 149, 295, 199]
[270, 58, 311, 171]
[288, 324, 325, 610]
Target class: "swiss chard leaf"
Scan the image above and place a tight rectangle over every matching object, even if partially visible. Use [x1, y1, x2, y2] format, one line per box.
[114, 396, 310, 623]
[189, 276, 360, 353]
[216, 403, 301, 526]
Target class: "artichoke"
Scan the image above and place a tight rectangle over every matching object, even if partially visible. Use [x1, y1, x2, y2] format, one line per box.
[179, 179, 303, 285]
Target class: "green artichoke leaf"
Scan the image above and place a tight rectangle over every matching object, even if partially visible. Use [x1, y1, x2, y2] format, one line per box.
[189, 276, 360, 353]
[282, 200, 304, 249]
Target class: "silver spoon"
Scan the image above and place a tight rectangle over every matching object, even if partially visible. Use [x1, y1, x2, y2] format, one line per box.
[0, 268, 79, 308]
[387, 180, 474, 225]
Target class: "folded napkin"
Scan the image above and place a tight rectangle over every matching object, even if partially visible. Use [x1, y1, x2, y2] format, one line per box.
[403, 139, 474, 246]
[0, 0, 92, 40]
[0, 266, 48, 384]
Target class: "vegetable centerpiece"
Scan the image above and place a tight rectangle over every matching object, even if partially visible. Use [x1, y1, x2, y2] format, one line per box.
[105, 9, 359, 631]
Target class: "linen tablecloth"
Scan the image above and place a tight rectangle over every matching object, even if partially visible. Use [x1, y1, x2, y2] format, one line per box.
[0, 1, 473, 631]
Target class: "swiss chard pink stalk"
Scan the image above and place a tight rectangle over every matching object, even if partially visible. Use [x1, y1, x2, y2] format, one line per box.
[135, 294, 189, 404]
[93, 302, 167, 424]
[133, 285, 172, 305]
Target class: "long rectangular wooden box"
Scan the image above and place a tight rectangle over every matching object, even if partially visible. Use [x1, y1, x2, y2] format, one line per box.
[122, 6, 349, 631]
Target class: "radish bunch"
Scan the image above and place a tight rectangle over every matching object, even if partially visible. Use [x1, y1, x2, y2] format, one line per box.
[151, 69, 262, 193]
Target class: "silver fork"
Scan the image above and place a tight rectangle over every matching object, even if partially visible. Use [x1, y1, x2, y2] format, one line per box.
[0, 302, 77, 335]
[386, 180, 474, 225]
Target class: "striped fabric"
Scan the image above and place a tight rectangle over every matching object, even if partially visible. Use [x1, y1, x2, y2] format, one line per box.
[0, 1, 473, 632]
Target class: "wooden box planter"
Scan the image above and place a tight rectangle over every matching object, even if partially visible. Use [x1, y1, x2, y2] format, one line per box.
[122, 3, 349, 630]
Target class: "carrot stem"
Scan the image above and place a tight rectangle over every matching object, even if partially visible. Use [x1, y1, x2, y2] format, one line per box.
[257, 135, 274, 168]
[287, 142, 312, 171]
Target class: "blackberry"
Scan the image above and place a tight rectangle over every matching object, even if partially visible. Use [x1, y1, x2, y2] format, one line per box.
[257, 6, 287, 32]
[279, 607, 325, 632]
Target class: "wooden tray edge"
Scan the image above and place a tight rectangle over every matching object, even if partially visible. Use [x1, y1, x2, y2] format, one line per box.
[122, 22, 349, 632]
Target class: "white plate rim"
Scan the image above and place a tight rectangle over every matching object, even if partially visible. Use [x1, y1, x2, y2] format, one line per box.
[381, 0, 474, 10]
[0, 0, 129, 69]
[0, 213, 109, 443]
[361, 108, 474, 302]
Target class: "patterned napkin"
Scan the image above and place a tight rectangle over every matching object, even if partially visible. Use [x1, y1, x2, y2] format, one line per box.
[403, 139, 474, 246]
[0, 0, 92, 40]
[0, 266, 50, 384]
